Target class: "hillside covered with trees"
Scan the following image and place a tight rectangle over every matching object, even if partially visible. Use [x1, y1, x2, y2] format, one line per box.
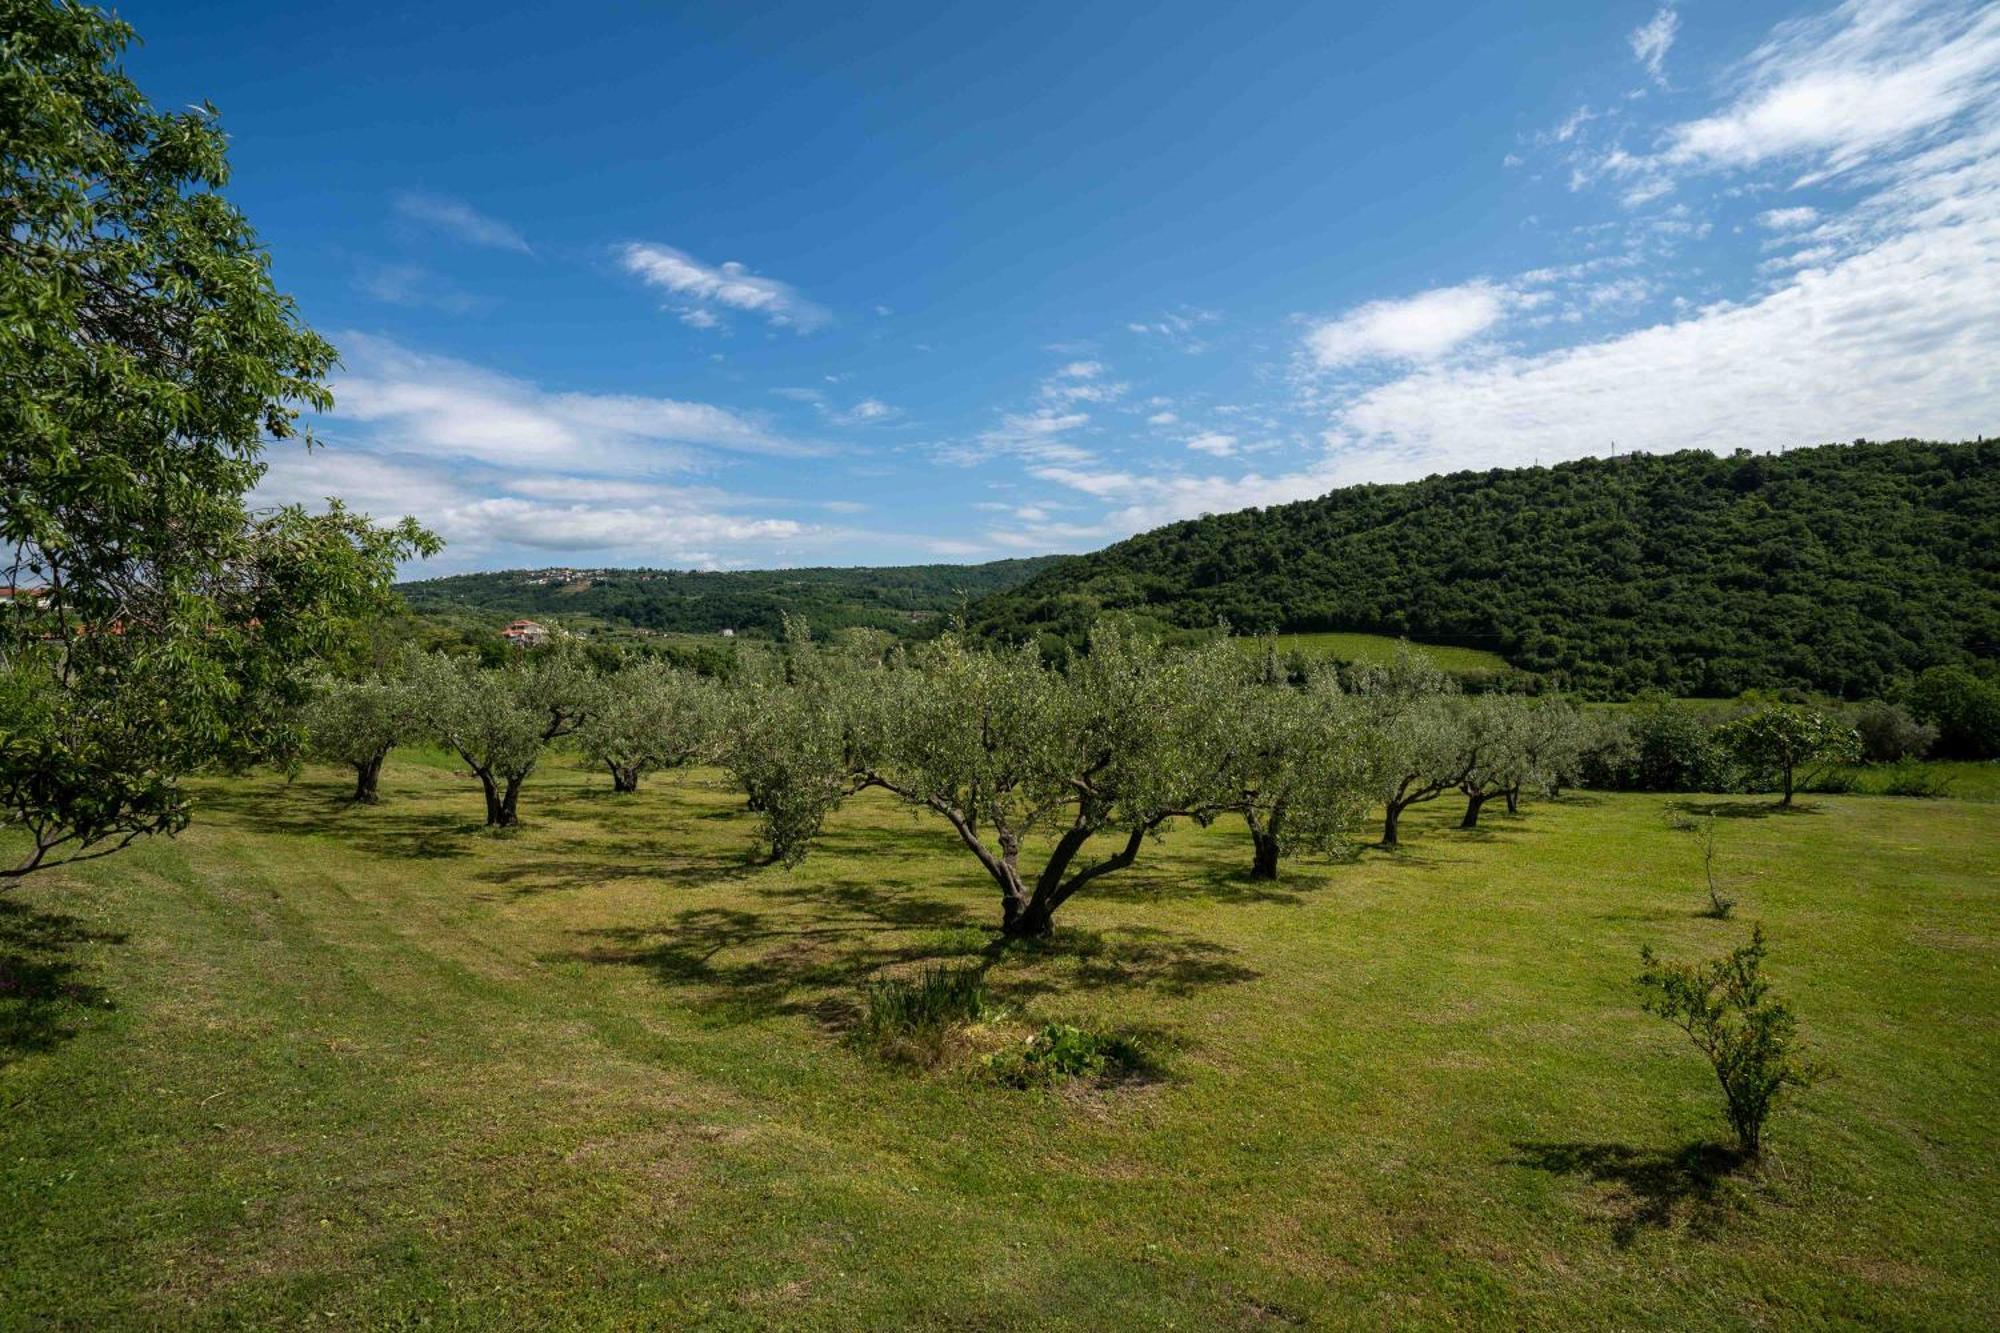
[969, 440, 1999, 697]
[399, 556, 1062, 638]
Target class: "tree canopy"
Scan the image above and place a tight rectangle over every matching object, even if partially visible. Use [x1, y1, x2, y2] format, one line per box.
[0, 0, 435, 877]
[968, 440, 1999, 699]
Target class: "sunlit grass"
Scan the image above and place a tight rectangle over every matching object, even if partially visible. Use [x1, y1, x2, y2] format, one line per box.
[3, 755, 1995, 1327]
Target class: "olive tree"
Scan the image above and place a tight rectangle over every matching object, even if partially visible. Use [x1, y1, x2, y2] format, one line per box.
[1353, 647, 1464, 847]
[304, 661, 425, 803]
[1505, 696, 1584, 809]
[1453, 694, 1526, 829]
[1457, 694, 1587, 825]
[1213, 664, 1372, 880]
[1714, 703, 1860, 806]
[414, 646, 594, 826]
[735, 625, 1241, 936]
[578, 659, 722, 793]
[854, 626, 1242, 936]
[718, 627, 859, 864]
[1, 1, 436, 877]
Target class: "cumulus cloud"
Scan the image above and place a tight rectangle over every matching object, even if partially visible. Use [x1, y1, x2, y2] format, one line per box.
[1185, 432, 1239, 456]
[619, 242, 830, 332]
[1330, 206, 2000, 476]
[1305, 280, 1513, 368]
[392, 192, 531, 254]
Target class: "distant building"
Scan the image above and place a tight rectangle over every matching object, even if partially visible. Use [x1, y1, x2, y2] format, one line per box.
[501, 618, 550, 648]
[720, 627, 735, 638]
[0, 585, 49, 610]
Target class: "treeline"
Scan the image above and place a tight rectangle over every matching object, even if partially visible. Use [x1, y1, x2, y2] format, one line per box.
[397, 557, 1063, 639]
[303, 629, 1884, 937]
[967, 439, 2000, 699]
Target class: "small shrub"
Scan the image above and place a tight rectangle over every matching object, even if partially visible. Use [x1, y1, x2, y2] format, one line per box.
[1637, 925, 1822, 1157]
[1879, 764, 1954, 799]
[988, 1022, 1150, 1088]
[1696, 817, 1735, 919]
[1854, 701, 1936, 763]
[857, 964, 988, 1065]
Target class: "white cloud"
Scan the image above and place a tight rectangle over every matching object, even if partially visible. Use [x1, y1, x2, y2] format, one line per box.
[1147, 411, 1179, 425]
[1186, 432, 1240, 456]
[1326, 208, 2000, 475]
[327, 333, 813, 474]
[1621, 0, 2000, 185]
[618, 242, 830, 332]
[1758, 205, 1821, 230]
[1586, 277, 1653, 308]
[1630, 7, 1680, 84]
[392, 192, 531, 254]
[1305, 280, 1512, 367]
[841, 398, 896, 424]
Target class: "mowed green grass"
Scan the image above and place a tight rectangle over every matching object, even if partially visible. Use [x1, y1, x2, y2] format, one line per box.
[3, 754, 1996, 1329]
[1236, 631, 1512, 672]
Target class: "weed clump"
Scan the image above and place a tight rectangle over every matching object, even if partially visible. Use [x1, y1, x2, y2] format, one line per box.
[987, 1022, 1153, 1089]
[856, 965, 988, 1066]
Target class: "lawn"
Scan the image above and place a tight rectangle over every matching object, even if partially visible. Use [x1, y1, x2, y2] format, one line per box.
[1236, 631, 1512, 673]
[3, 754, 1995, 1328]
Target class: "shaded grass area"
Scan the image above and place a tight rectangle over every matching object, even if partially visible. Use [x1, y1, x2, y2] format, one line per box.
[2, 758, 1996, 1328]
[1233, 630, 1511, 672]
[1808, 759, 2000, 802]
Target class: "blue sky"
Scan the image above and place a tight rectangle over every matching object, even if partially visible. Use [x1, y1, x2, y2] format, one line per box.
[117, 0, 2000, 573]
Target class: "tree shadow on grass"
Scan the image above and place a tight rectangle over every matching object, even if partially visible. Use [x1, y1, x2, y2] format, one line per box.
[556, 880, 1258, 1029]
[1509, 1140, 1750, 1246]
[468, 848, 759, 899]
[0, 898, 125, 1066]
[195, 784, 478, 861]
[1083, 862, 1313, 908]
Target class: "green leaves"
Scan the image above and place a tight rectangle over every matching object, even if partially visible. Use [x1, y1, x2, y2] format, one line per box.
[1637, 925, 1823, 1156]
[1, 2, 435, 875]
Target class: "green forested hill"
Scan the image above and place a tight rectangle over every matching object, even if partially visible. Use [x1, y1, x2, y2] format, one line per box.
[968, 439, 1999, 697]
[398, 556, 1063, 638]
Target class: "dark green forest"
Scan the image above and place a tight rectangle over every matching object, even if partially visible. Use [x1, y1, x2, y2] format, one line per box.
[399, 556, 1062, 639]
[968, 440, 1999, 698]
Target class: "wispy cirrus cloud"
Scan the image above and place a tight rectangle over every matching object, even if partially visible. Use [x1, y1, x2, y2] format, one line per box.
[329, 333, 816, 473]
[1630, 6, 1680, 84]
[1607, 0, 2000, 197]
[392, 192, 532, 254]
[618, 242, 830, 332]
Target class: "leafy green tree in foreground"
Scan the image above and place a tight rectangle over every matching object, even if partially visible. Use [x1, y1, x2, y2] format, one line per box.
[577, 658, 723, 793]
[1713, 704, 1860, 806]
[1638, 926, 1821, 1158]
[304, 661, 427, 803]
[0, 0, 436, 877]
